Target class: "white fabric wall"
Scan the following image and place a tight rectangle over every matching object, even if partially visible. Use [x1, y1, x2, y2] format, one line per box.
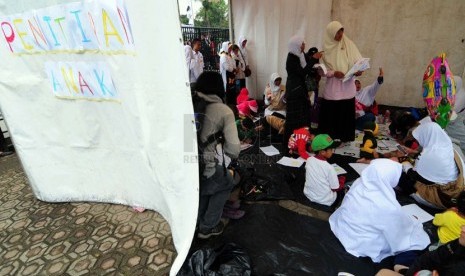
[0, 1, 196, 275]
[332, 0, 465, 107]
[232, 0, 332, 99]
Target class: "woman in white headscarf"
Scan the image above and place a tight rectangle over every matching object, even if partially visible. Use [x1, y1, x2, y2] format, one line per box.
[264, 73, 286, 134]
[398, 122, 465, 208]
[219, 41, 236, 104]
[319, 21, 363, 142]
[238, 36, 249, 75]
[330, 159, 430, 268]
[283, 35, 322, 147]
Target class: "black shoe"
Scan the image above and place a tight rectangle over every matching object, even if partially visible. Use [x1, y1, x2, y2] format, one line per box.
[197, 221, 225, 239]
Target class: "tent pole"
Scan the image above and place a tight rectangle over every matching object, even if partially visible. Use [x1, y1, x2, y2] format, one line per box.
[228, 0, 234, 43]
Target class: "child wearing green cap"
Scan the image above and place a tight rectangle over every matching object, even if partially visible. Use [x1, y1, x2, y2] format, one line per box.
[304, 134, 345, 207]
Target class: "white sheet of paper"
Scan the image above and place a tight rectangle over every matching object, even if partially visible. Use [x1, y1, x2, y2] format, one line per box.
[334, 142, 360, 158]
[241, 143, 253, 151]
[332, 163, 347, 175]
[349, 163, 369, 176]
[260, 145, 280, 156]
[401, 204, 434, 223]
[343, 58, 370, 82]
[313, 63, 327, 75]
[276, 156, 305, 168]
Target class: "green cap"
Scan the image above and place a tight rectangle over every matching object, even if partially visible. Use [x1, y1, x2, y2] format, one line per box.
[311, 134, 338, 152]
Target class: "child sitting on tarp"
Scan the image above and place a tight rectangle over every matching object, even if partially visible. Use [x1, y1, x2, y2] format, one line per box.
[430, 191, 465, 250]
[236, 100, 258, 118]
[304, 134, 345, 207]
[236, 117, 256, 144]
[236, 88, 251, 105]
[288, 127, 315, 159]
[360, 121, 383, 159]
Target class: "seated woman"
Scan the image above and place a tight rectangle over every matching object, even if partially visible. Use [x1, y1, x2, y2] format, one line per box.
[330, 159, 430, 268]
[396, 122, 465, 209]
[263, 73, 286, 134]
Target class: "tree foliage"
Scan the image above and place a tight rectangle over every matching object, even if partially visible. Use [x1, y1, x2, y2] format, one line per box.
[194, 0, 229, 28]
[179, 14, 189, 25]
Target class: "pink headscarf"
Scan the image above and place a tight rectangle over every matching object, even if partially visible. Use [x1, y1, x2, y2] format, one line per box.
[237, 88, 249, 105]
[237, 100, 258, 117]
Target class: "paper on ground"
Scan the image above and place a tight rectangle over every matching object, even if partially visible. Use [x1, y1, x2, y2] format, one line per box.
[241, 143, 253, 151]
[349, 163, 369, 176]
[332, 163, 347, 175]
[343, 58, 370, 82]
[276, 156, 305, 168]
[260, 145, 280, 156]
[401, 204, 434, 223]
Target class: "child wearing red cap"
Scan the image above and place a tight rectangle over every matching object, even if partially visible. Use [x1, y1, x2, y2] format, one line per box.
[236, 100, 258, 118]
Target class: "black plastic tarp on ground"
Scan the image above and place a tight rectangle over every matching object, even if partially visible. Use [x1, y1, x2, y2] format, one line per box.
[182, 204, 376, 276]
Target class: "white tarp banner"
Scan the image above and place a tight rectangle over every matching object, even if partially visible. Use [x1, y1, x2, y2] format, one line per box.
[0, 1, 197, 275]
[232, 0, 332, 99]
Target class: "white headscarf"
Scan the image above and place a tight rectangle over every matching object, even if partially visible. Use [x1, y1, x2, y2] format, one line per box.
[269, 73, 282, 93]
[329, 159, 430, 262]
[413, 122, 459, 184]
[220, 41, 230, 55]
[322, 21, 362, 74]
[454, 76, 465, 113]
[288, 35, 307, 68]
[238, 36, 248, 64]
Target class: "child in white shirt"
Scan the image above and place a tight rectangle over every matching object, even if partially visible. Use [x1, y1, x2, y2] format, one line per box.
[304, 134, 345, 206]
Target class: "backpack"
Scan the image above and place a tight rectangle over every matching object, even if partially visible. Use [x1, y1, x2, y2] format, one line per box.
[192, 92, 226, 176]
[422, 53, 456, 128]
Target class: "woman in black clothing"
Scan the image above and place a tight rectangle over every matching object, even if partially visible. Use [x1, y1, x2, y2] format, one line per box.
[283, 35, 322, 148]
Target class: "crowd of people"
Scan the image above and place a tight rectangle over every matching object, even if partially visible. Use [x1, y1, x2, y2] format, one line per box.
[186, 20, 465, 274]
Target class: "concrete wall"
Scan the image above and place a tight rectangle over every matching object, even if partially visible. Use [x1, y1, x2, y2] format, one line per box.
[332, 0, 465, 107]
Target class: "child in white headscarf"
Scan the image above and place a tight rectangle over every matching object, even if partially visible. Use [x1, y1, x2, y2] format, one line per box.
[398, 122, 465, 209]
[264, 73, 287, 134]
[330, 159, 430, 267]
[219, 41, 237, 104]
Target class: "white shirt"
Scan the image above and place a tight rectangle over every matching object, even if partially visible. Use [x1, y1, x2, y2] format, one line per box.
[187, 50, 204, 83]
[304, 157, 340, 206]
[219, 53, 235, 91]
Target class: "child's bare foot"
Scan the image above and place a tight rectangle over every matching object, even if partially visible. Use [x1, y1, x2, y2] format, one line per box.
[356, 158, 371, 164]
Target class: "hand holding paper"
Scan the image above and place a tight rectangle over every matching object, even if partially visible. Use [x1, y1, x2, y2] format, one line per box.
[343, 58, 370, 82]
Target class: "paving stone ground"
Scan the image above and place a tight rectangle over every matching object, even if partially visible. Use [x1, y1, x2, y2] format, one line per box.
[0, 154, 176, 276]
[0, 153, 328, 275]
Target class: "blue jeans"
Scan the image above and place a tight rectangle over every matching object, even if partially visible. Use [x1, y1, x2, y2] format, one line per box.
[198, 165, 235, 231]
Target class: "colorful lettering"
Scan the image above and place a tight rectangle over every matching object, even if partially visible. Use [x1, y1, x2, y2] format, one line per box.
[70, 10, 91, 43]
[102, 9, 123, 47]
[51, 71, 63, 92]
[61, 66, 79, 93]
[78, 71, 94, 95]
[43, 16, 60, 46]
[12, 19, 33, 50]
[1, 21, 15, 52]
[28, 18, 47, 47]
[117, 6, 132, 44]
[93, 69, 114, 96]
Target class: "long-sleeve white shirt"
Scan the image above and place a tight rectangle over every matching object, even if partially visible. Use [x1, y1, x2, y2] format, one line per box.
[186, 48, 204, 83]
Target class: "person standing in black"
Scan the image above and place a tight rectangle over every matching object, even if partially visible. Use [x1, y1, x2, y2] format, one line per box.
[283, 35, 322, 149]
